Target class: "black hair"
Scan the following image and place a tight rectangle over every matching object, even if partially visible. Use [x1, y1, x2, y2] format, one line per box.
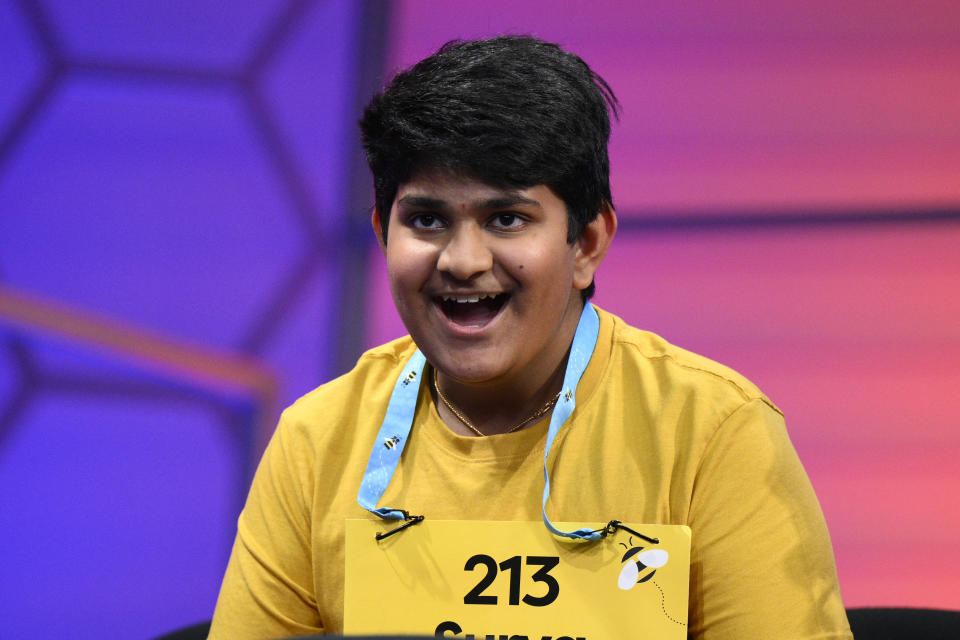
[359, 36, 618, 298]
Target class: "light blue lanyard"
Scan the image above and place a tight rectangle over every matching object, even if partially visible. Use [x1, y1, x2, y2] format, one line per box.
[357, 303, 602, 540]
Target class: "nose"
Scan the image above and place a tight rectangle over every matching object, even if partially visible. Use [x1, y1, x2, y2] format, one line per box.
[436, 224, 493, 280]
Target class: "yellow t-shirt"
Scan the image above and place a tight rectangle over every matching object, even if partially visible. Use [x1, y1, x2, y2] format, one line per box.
[210, 307, 852, 639]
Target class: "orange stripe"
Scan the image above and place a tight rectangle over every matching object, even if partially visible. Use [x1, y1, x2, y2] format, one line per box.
[0, 284, 281, 459]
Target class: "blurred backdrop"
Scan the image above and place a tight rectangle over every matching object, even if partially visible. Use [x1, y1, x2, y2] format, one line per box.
[1, 1, 958, 637]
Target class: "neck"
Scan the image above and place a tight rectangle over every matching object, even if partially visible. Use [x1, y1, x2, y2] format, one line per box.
[432, 348, 570, 437]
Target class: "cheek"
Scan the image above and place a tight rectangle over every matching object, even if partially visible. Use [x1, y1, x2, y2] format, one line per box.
[509, 245, 576, 283]
[387, 243, 435, 295]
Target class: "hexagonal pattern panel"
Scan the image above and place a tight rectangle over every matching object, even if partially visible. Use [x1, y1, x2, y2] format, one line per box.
[0, 337, 19, 409]
[0, 389, 237, 637]
[0, 1, 46, 135]
[261, 0, 360, 228]
[0, 1, 384, 636]
[261, 251, 343, 403]
[42, 0, 286, 69]
[0, 77, 302, 350]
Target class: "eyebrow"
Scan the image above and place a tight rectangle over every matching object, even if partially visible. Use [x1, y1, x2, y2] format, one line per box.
[396, 193, 541, 210]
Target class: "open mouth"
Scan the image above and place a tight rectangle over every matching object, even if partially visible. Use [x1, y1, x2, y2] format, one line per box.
[436, 293, 509, 327]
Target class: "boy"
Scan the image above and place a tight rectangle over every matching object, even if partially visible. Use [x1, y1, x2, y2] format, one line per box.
[210, 36, 851, 639]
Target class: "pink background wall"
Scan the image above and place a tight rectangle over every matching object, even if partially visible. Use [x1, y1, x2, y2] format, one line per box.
[365, 0, 960, 609]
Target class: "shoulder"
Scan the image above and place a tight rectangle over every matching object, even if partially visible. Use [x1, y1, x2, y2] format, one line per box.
[288, 336, 416, 412]
[274, 335, 419, 447]
[594, 306, 781, 418]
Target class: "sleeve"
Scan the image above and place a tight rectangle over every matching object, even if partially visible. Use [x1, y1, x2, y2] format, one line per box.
[208, 411, 324, 640]
[686, 398, 853, 640]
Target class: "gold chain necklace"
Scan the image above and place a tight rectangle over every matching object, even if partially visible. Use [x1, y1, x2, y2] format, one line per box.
[432, 368, 561, 437]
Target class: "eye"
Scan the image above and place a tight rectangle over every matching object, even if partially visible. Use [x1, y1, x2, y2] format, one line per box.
[490, 213, 524, 229]
[410, 213, 445, 230]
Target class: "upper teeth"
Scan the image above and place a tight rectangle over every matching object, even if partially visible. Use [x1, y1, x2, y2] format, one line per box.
[442, 293, 499, 303]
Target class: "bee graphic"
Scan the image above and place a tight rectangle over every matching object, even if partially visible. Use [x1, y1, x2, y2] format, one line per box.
[617, 536, 669, 590]
[383, 435, 401, 450]
[401, 371, 417, 386]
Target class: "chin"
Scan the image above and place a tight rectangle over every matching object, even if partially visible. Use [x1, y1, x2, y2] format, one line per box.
[424, 348, 506, 384]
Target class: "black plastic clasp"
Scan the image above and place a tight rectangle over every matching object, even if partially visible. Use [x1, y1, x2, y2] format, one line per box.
[375, 512, 425, 541]
[593, 519, 659, 544]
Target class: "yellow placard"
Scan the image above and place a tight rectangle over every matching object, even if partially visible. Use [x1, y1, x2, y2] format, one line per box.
[344, 520, 690, 639]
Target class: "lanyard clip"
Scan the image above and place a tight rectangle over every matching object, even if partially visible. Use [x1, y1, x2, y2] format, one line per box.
[595, 520, 660, 544]
[375, 512, 425, 541]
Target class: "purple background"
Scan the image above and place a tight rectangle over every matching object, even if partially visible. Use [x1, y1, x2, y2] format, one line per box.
[0, 0, 379, 636]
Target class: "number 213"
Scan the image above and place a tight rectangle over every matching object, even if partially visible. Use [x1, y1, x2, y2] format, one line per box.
[463, 554, 560, 607]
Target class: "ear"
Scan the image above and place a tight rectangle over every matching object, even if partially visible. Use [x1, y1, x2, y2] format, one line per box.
[371, 207, 387, 253]
[573, 204, 617, 291]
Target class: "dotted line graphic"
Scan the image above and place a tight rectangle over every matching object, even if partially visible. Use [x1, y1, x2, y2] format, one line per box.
[652, 580, 686, 627]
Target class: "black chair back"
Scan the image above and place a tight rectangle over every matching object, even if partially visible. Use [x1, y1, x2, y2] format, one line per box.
[847, 607, 960, 640]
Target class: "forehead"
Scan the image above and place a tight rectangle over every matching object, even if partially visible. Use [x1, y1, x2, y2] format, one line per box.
[392, 170, 560, 214]
[395, 171, 518, 204]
